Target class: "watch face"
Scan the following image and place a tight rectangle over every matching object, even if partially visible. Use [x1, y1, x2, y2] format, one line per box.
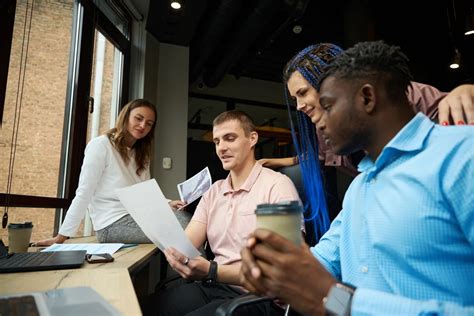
[324, 285, 353, 316]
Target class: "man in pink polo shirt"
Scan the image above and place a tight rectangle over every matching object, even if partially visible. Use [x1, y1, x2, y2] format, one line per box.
[154, 110, 300, 316]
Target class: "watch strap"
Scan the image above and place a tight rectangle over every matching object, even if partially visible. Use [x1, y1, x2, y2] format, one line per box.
[324, 282, 355, 316]
[203, 260, 218, 287]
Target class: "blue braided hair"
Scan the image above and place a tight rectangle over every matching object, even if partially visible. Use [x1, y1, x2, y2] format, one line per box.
[283, 43, 343, 244]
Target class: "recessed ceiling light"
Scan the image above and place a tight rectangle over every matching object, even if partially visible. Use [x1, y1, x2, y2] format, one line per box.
[449, 48, 461, 69]
[171, 1, 181, 10]
[464, 12, 474, 36]
[292, 25, 303, 34]
[449, 63, 460, 69]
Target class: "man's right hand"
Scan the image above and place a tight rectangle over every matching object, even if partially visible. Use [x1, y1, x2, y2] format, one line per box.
[241, 229, 337, 316]
[164, 247, 209, 280]
[34, 234, 67, 246]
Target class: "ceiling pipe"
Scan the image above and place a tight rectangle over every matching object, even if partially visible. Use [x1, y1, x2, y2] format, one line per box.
[203, 0, 282, 87]
[189, 0, 243, 83]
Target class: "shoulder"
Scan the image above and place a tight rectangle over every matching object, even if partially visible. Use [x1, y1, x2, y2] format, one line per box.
[430, 125, 474, 148]
[258, 166, 296, 188]
[84, 135, 113, 158]
[256, 167, 297, 193]
[87, 135, 112, 149]
[429, 126, 474, 168]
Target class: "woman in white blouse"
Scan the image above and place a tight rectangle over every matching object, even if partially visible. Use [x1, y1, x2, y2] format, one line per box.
[36, 99, 186, 245]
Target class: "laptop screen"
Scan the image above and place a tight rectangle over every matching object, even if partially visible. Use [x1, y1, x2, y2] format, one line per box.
[0, 287, 121, 316]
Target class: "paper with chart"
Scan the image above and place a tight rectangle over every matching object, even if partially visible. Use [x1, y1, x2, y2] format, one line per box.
[177, 166, 212, 206]
[116, 179, 200, 258]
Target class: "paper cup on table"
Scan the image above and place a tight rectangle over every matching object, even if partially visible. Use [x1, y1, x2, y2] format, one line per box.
[8, 222, 33, 253]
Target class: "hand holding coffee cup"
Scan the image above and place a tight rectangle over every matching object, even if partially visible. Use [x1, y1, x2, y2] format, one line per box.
[255, 201, 302, 245]
[8, 222, 33, 253]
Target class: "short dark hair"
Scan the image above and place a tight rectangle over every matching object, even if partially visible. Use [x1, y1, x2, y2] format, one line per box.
[213, 110, 256, 135]
[319, 41, 413, 104]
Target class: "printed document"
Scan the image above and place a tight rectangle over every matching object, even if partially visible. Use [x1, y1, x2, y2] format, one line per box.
[116, 179, 200, 258]
[177, 166, 212, 205]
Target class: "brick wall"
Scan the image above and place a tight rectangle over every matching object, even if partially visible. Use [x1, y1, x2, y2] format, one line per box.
[1, 0, 115, 244]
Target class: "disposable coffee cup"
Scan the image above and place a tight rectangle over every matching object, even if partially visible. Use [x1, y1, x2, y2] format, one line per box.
[255, 201, 302, 245]
[8, 222, 33, 253]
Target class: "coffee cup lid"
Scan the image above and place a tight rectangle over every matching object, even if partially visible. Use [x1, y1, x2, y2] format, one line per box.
[8, 222, 33, 229]
[255, 200, 302, 215]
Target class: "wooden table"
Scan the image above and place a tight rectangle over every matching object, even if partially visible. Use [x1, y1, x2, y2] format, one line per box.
[65, 236, 161, 297]
[65, 236, 159, 273]
[0, 237, 161, 315]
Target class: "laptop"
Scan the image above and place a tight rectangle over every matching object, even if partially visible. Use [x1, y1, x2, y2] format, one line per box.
[0, 286, 121, 316]
[0, 240, 86, 273]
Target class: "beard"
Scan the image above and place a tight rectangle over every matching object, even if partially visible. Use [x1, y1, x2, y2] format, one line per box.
[333, 111, 369, 156]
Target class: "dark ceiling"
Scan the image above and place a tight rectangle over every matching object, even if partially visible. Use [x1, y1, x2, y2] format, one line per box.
[146, 0, 474, 91]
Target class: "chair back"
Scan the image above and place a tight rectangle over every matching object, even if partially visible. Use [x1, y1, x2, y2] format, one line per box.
[277, 164, 317, 246]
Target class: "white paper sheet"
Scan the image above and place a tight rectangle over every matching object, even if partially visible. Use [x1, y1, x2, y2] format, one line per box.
[41, 243, 123, 255]
[116, 179, 200, 258]
[177, 166, 212, 205]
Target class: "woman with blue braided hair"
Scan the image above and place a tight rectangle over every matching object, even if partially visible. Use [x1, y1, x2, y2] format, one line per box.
[260, 43, 474, 243]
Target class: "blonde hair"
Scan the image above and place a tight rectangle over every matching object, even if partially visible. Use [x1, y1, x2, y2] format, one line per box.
[106, 99, 157, 175]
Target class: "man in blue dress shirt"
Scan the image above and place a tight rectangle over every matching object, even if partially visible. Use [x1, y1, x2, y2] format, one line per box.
[240, 41, 474, 315]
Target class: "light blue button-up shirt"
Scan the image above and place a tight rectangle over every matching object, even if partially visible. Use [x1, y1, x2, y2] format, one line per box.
[312, 113, 474, 315]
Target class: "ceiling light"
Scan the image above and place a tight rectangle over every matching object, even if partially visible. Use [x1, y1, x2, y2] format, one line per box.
[292, 25, 303, 34]
[464, 13, 474, 35]
[170, 1, 181, 10]
[449, 48, 461, 69]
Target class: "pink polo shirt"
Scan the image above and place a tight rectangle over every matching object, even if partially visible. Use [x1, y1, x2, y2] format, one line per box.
[192, 162, 300, 266]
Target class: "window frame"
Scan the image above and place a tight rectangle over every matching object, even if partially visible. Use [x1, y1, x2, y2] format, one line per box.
[0, 0, 132, 235]
[0, 0, 17, 126]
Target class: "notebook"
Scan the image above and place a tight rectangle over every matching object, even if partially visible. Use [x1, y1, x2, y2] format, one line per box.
[0, 240, 86, 273]
[0, 286, 121, 316]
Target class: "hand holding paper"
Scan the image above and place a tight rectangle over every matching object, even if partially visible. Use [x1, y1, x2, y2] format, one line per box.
[169, 200, 186, 211]
[116, 179, 200, 258]
[164, 247, 211, 280]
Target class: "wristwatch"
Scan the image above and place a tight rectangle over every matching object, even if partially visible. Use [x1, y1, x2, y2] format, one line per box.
[203, 260, 218, 287]
[323, 282, 356, 316]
